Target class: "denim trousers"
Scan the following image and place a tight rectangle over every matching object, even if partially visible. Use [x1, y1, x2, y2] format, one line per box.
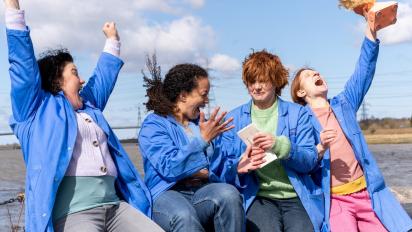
[152, 182, 245, 232]
[53, 201, 164, 232]
[246, 196, 313, 232]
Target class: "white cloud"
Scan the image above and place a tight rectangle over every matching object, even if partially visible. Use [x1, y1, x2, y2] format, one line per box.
[208, 54, 241, 74]
[1, 0, 218, 72]
[184, 0, 205, 9]
[378, 2, 412, 44]
[123, 16, 216, 72]
[355, 1, 412, 45]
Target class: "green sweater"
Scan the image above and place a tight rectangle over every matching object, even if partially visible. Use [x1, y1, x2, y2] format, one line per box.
[251, 99, 297, 199]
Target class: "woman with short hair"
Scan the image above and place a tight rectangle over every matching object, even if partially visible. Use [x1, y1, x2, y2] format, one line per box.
[3, 0, 163, 231]
[221, 50, 323, 232]
[290, 15, 412, 232]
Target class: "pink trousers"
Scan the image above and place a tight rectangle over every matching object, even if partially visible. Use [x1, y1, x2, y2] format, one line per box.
[330, 189, 387, 232]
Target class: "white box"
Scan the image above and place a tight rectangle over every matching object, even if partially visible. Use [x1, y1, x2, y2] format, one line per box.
[237, 123, 278, 168]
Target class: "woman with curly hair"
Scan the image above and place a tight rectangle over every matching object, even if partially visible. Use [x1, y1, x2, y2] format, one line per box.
[221, 50, 323, 232]
[290, 14, 412, 232]
[138, 60, 245, 232]
[3, 0, 163, 231]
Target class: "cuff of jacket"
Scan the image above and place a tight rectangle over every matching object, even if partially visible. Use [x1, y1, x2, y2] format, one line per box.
[5, 8, 26, 31]
[103, 38, 121, 57]
[271, 135, 291, 160]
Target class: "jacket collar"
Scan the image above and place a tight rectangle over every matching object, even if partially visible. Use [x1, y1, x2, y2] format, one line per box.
[165, 114, 199, 126]
[305, 104, 323, 134]
[57, 91, 97, 111]
[242, 97, 288, 136]
[305, 98, 344, 134]
[241, 97, 288, 116]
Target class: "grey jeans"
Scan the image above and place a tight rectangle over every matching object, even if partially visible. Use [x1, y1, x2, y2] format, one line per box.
[54, 201, 164, 232]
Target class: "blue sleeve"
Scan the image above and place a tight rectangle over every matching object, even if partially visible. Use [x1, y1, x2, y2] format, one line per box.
[138, 118, 209, 182]
[208, 132, 244, 186]
[7, 28, 42, 122]
[341, 37, 379, 112]
[80, 52, 124, 111]
[283, 107, 318, 173]
[209, 117, 249, 189]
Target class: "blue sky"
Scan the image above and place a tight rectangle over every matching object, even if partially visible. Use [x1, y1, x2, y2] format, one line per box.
[0, 0, 412, 144]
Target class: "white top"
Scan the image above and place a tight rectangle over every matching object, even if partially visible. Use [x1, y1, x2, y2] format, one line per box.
[65, 112, 118, 177]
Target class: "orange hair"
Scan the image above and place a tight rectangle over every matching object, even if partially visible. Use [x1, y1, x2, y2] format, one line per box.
[242, 50, 289, 96]
[290, 67, 314, 106]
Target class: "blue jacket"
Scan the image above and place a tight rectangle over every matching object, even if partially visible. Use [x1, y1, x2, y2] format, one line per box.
[309, 38, 412, 232]
[6, 28, 152, 232]
[138, 114, 236, 200]
[221, 98, 325, 232]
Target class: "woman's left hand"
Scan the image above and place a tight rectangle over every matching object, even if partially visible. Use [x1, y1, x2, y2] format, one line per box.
[199, 107, 234, 143]
[253, 132, 276, 151]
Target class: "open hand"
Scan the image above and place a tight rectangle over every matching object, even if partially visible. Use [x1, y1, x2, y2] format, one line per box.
[199, 107, 234, 143]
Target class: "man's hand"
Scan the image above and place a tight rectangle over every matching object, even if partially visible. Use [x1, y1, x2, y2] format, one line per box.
[4, 0, 20, 9]
[103, 22, 119, 41]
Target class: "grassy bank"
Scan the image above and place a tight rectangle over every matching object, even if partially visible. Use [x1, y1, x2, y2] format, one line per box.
[363, 128, 412, 144]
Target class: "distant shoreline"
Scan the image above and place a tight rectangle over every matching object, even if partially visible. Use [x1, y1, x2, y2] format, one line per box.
[0, 139, 138, 150]
[364, 134, 412, 144]
[1, 135, 412, 150]
[363, 128, 412, 144]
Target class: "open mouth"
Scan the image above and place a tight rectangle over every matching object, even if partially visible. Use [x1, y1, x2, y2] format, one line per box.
[315, 79, 323, 86]
[194, 106, 202, 115]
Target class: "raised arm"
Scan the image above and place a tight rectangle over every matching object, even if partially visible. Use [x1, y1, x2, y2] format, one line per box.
[5, 0, 43, 122]
[80, 22, 124, 110]
[341, 22, 380, 112]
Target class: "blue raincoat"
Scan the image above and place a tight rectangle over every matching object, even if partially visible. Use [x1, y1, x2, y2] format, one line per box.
[6, 28, 152, 232]
[138, 114, 238, 200]
[309, 37, 412, 232]
[221, 98, 325, 231]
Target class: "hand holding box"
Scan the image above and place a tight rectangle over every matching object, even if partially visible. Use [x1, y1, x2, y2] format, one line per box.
[339, 0, 398, 31]
[237, 124, 278, 168]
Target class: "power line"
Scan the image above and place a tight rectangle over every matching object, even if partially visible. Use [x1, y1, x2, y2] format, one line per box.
[360, 101, 369, 121]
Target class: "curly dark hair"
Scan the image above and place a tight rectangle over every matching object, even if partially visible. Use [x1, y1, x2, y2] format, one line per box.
[143, 55, 208, 116]
[37, 48, 73, 94]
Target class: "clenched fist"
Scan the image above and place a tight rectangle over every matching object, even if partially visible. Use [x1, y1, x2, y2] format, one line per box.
[4, 0, 20, 9]
[102, 22, 119, 41]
